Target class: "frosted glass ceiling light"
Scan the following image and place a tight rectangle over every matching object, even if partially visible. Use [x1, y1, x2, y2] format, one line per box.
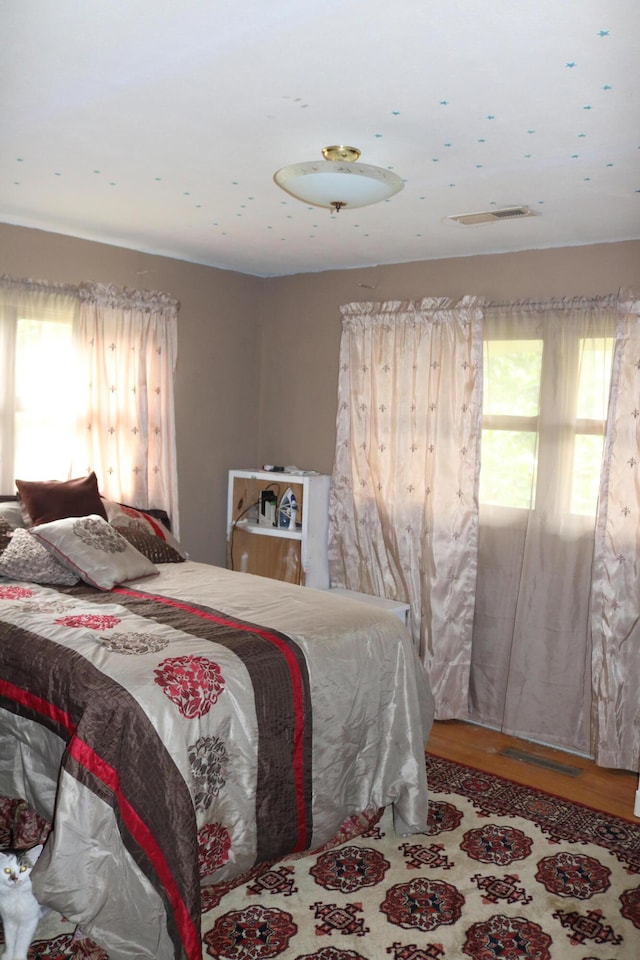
[274, 145, 404, 213]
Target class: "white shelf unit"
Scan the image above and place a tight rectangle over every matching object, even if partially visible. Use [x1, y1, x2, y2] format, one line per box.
[227, 469, 330, 589]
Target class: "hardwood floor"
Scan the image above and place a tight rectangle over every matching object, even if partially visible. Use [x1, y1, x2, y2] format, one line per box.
[426, 719, 638, 821]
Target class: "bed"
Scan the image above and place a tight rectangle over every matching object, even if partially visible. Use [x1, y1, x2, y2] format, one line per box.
[0, 487, 433, 960]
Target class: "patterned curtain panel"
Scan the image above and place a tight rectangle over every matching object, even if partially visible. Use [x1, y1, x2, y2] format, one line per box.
[591, 295, 640, 771]
[72, 282, 180, 533]
[328, 297, 484, 718]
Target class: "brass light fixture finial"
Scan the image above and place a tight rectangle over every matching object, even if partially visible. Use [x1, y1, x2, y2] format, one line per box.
[321, 145, 361, 162]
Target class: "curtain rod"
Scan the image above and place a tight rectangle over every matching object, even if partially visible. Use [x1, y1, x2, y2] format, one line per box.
[485, 292, 625, 310]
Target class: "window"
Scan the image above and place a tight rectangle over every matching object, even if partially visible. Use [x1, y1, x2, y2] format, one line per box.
[0, 285, 80, 491]
[571, 338, 615, 515]
[479, 317, 614, 517]
[1, 277, 179, 526]
[480, 338, 543, 510]
[14, 316, 78, 480]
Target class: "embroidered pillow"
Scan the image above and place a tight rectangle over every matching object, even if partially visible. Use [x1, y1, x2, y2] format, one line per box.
[116, 523, 185, 564]
[16, 472, 108, 526]
[0, 528, 80, 586]
[31, 515, 158, 590]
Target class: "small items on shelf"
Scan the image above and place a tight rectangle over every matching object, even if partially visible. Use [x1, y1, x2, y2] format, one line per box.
[227, 469, 330, 588]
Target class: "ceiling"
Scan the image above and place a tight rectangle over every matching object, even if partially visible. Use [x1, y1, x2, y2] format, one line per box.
[1, 0, 638, 278]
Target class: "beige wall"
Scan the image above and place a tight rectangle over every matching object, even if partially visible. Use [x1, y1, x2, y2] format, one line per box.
[2, 223, 638, 564]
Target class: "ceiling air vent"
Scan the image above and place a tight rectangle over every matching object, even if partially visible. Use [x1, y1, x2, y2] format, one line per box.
[448, 206, 536, 226]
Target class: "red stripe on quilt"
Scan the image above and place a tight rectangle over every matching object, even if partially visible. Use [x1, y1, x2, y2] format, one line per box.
[68, 737, 200, 960]
[0, 679, 75, 736]
[114, 587, 308, 850]
[1, 675, 198, 960]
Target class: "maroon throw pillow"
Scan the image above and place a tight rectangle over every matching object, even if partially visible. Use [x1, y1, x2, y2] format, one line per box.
[15, 472, 107, 526]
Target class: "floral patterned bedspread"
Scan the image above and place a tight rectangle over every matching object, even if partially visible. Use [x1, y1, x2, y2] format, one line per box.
[0, 562, 433, 960]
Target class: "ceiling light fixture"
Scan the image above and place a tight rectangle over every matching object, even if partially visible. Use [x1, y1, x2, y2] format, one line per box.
[274, 145, 404, 213]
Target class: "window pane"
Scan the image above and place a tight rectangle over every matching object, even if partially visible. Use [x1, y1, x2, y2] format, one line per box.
[571, 434, 605, 516]
[483, 339, 543, 417]
[479, 429, 537, 509]
[576, 338, 614, 420]
[15, 318, 76, 479]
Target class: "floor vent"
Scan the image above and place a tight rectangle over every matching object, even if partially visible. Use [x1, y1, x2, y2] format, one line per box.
[499, 747, 582, 777]
[448, 206, 536, 225]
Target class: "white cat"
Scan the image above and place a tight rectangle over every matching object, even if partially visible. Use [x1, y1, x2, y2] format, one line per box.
[0, 846, 49, 960]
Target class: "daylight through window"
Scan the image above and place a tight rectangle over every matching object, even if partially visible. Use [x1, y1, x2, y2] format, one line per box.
[479, 326, 614, 517]
[14, 317, 78, 480]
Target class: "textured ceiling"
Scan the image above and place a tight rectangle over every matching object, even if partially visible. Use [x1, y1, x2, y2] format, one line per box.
[1, 0, 638, 277]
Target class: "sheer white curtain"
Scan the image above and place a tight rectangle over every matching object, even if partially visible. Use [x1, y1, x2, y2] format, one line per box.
[470, 298, 618, 758]
[0, 276, 79, 491]
[72, 282, 180, 531]
[328, 297, 483, 716]
[591, 294, 640, 770]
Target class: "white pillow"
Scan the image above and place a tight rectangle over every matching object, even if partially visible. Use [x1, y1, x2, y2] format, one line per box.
[0, 528, 80, 586]
[31, 515, 158, 591]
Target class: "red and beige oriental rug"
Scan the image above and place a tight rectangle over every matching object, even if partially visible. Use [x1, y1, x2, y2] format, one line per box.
[2, 754, 639, 959]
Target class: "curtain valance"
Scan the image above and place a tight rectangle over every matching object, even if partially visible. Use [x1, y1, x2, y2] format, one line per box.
[0, 274, 179, 316]
[78, 281, 179, 317]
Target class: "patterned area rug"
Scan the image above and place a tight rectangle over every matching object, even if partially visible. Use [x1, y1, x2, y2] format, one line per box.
[2, 753, 639, 959]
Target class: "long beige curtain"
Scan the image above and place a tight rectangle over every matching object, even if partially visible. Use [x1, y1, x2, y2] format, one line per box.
[328, 297, 484, 716]
[72, 282, 180, 532]
[590, 294, 640, 770]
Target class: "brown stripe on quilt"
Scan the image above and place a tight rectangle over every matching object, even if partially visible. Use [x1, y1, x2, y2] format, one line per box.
[108, 585, 314, 861]
[0, 618, 197, 960]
